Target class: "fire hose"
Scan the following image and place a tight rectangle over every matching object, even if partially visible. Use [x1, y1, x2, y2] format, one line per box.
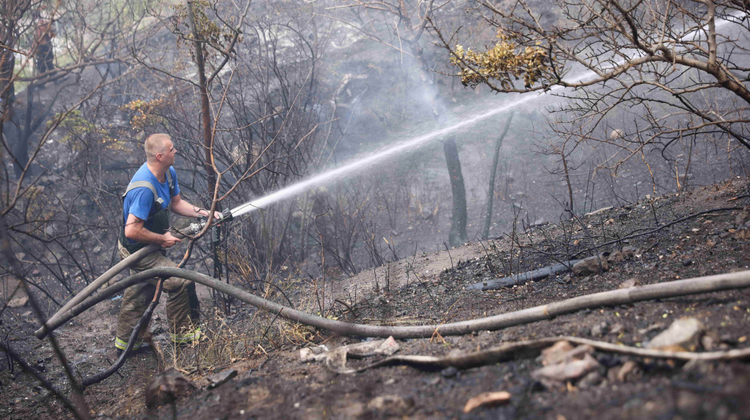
[39, 266, 750, 340]
[35, 208, 234, 339]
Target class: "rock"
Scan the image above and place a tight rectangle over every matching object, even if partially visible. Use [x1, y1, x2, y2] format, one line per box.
[597, 354, 621, 368]
[735, 207, 750, 226]
[622, 246, 637, 259]
[367, 395, 411, 414]
[607, 250, 625, 264]
[609, 323, 625, 335]
[578, 370, 603, 389]
[681, 259, 693, 266]
[145, 368, 197, 408]
[93, 245, 102, 254]
[463, 391, 511, 413]
[440, 366, 458, 378]
[206, 369, 237, 389]
[591, 322, 608, 337]
[349, 336, 400, 358]
[300, 345, 330, 363]
[532, 354, 601, 385]
[701, 335, 716, 351]
[572, 256, 609, 276]
[540, 341, 574, 360]
[646, 318, 704, 351]
[341, 402, 365, 417]
[676, 391, 702, 417]
[618, 278, 641, 289]
[616, 361, 640, 382]
[8, 295, 28, 308]
[541, 344, 594, 366]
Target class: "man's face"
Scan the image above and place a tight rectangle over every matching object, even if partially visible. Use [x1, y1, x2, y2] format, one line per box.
[161, 139, 177, 166]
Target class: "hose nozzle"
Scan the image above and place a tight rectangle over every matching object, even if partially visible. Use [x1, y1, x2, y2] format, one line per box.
[185, 209, 234, 235]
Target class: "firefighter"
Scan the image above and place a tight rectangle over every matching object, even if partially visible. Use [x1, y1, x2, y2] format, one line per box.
[35, 7, 55, 76]
[115, 133, 219, 355]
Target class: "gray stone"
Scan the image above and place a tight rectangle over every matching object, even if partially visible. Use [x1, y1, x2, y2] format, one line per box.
[440, 366, 458, 378]
[532, 354, 601, 385]
[572, 256, 609, 276]
[622, 246, 637, 259]
[618, 278, 641, 289]
[646, 318, 703, 351]
[701, 335, 716, 351]
[607, 250, 625, 264]
[591, 322, 608, 337]
[735, 207, 750, 226]
[8, 295, 28, 308]
[367, 395, 412, 414]
[541, 344, 593, 366]
[609, 323, 625, 335]
[577, 370, 603, 389]
[206, 369, 237, 389]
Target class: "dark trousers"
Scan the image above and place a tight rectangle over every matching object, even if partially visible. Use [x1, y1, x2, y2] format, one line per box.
[36, 44, 54, 75]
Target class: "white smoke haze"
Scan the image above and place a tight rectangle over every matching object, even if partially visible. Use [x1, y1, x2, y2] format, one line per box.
[6, 0, 749, 279]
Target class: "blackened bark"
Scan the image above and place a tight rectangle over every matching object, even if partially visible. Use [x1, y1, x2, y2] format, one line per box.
[443, 137, 467, 247]
[185, 0, 217, 198]
[482, 112, 515, 238]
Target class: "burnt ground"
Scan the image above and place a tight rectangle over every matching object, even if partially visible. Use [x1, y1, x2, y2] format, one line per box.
[3, 177, 750, 420]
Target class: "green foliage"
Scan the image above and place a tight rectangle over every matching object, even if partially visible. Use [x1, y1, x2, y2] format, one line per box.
[53, 109, 127, 152]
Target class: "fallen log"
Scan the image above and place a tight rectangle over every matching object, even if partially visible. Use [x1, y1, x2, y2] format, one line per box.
[327, 336, 750, 374]
[468, 259, 583, 291]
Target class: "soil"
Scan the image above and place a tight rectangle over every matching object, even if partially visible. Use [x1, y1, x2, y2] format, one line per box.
[3, 177, 750, 420]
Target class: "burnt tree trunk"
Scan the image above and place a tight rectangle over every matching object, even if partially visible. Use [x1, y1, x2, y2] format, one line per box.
[443, 137, 467, 247]
[482, 112, 515, 238]
[185, 0, 217, 197]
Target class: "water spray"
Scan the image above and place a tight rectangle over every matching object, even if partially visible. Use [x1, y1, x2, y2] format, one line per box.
[211, 10, 744, 220]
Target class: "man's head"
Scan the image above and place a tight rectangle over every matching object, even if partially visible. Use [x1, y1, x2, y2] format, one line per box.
[145, 133, 176, 167]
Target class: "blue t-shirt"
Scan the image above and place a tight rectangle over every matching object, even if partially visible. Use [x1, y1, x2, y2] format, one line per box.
[122, 163, 180, 234]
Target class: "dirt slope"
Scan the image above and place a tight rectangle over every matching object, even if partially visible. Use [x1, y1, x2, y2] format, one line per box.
[3, 177, 750, 420]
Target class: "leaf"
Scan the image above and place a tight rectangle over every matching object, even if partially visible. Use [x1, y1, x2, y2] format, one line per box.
[463, 391, 511, 413]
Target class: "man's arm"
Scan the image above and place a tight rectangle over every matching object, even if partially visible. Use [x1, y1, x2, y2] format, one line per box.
[169, 194, 221, 219]
[124, 214, 180, 248]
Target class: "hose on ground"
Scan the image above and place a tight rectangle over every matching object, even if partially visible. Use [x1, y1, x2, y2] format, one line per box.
[81, 278, 164, 388]
[38, 267, 750, 340]
[35, 244, 160, 339]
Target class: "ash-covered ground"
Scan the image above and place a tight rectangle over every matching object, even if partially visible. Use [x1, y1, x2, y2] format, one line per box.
[2, 177, 750, 420]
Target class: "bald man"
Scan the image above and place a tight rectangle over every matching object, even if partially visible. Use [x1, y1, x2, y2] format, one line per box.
[116, 133, 217, 354]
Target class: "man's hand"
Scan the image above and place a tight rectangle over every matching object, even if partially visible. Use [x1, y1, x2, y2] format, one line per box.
[202, 209, 222, 220]
[161, 232, 181, 248]
[170, 194, 222, 220]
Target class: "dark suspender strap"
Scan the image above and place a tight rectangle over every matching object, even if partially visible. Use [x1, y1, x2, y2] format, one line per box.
[122, 181, 164, 206]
